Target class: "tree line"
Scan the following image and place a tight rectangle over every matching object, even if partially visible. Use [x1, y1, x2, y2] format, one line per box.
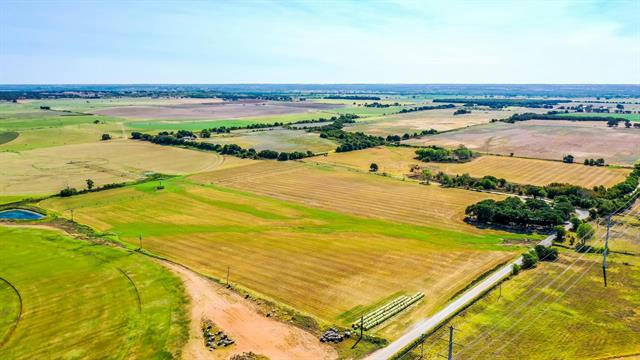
[414, 145, 475, 163]
[434, 98, 570, 109]
[131, 131, 314, 161]
[499, 111, 631, 123]
[464, 163, 640, 229]
[397, 103, 455, 114]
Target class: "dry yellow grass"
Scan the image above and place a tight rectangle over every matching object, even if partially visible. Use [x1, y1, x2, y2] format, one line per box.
[309, 147, 630, 188]
[0, 139, 252, 195]
[190, 161, 510, 233]
[40, 176, 525, 334]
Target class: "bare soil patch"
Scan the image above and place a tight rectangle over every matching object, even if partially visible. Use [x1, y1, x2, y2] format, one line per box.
[163, 261, 337, 360]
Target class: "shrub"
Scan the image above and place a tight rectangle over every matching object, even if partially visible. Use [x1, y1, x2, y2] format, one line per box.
[521, 250, 539, 269]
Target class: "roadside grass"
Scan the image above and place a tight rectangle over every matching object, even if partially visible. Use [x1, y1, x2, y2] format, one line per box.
[0, 226, 188, 359]
[40, 175, 535, 339]
[403, 208, 640, 360]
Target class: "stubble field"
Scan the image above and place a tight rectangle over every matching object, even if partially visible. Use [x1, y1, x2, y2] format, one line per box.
[0, 139, 249, 195]
[40, 169, 535, 336]
[404, 120, 640, 165]
[307, 146, 631, 188]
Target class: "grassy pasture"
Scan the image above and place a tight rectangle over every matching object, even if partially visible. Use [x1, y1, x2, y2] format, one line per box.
[405, 120, 640, 165]
[308, 147, 631, 188]
[124, 111, 337, 131]
[0, 139, 244, 195]
[200, 128, 338, 153]
[557, 111, 640, 122]
[40, 175, 534, 336]
[0, 132, 18, 145]
[0, 226, 188, 359]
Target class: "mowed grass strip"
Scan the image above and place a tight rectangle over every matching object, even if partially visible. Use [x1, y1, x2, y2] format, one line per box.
[0, 226, 188, 359]
[40, 178, 531, 330]
[191, 161, 514, 233]
[310, 147, 631, 188]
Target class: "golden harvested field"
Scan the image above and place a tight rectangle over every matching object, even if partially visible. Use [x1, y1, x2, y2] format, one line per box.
[0, 139, 251, 195]
[424, 155, 631, 188]
[40, 177, 528, 335]
[308, 147, 630, 188]
[405, 120, 640, 165]
[345, 107, 548, 136]
[191, 161, 510, 233]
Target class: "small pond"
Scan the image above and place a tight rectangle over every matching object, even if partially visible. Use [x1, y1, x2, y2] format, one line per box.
[0, 209, 45, 220]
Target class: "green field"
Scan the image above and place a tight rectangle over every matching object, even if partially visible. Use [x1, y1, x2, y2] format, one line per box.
[558, 112, 640, 122]
[0, 226, 188, 359]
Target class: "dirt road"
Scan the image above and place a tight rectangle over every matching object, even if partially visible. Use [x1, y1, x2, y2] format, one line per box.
[163, 261, 337, 360]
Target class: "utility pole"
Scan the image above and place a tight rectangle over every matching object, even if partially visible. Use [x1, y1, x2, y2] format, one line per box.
[139, 234, 143, 250]
[226, 266, 230, 286]
[447, 325, 454, 360]
[351, 316, 363, 349]
[602, 215, 611, 287]
[70, 209, 74, 222]
[498, 282, 502, 299]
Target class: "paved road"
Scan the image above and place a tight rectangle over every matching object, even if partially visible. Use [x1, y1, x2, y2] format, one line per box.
[365, 210, 589, 360]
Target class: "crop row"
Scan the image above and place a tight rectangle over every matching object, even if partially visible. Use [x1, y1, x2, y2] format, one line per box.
[353, 292, 425, 330]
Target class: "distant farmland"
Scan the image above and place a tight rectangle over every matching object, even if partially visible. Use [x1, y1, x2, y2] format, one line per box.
[40, 174, 534, 337]
[200, 128, 338, 153]
[345, 107, 547, 136]
[0, 139, 248, 195]
[405, 120, 640, 165]
[308, 146, 630, 188]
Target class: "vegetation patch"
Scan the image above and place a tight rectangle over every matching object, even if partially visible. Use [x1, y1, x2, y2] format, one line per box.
[0, 226, 188, 359]
[0, 131, 18, 145]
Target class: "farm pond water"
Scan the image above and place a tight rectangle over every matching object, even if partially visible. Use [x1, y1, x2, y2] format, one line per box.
[0, 209, 45, 220]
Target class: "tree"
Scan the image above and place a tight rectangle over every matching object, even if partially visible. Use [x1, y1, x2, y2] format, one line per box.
[200, 129, 211, 138]
[421, 169, 431, 184]
[86, 179, 94, 191]
[101, 133, 112, 141]
[521, 250, 539, 269]
[512, 263, 521, 275]
[277, 152, 289, 161]
[625, 120, 632, 128]
[59, 187, 78, 197]
[525, 186, 547, 199]
[569, 216, 582, 231]
[554, 225, 566, 243]
[369, 163, 379, 172]
[562, 154, 574, 164]
[576, 223, 595, 247]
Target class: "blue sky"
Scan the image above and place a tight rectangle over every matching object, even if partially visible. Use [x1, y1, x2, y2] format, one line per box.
[1, 0, 638, 84]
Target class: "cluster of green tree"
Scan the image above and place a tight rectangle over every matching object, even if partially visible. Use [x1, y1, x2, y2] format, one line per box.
[414, 145, 475, 163]
[453, 109, 471, 115]
[500, 112, 630, 123]
[323, 95, 381, 100]
[562, 154, 574, 163]
[397, 103, 455, 114]
[101, 133, 111, 141]
[605, 118, 636, 128]
[434, 98, 570, 109]
[465, 196, 574, 228]
[385, 129, 438, 142]
[521, 245, 559, 269]
[364, 102, 400, 108]
[306, 114, 385, 152]
[584, 158, 605, 166]
[132, 132, 313, 161]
